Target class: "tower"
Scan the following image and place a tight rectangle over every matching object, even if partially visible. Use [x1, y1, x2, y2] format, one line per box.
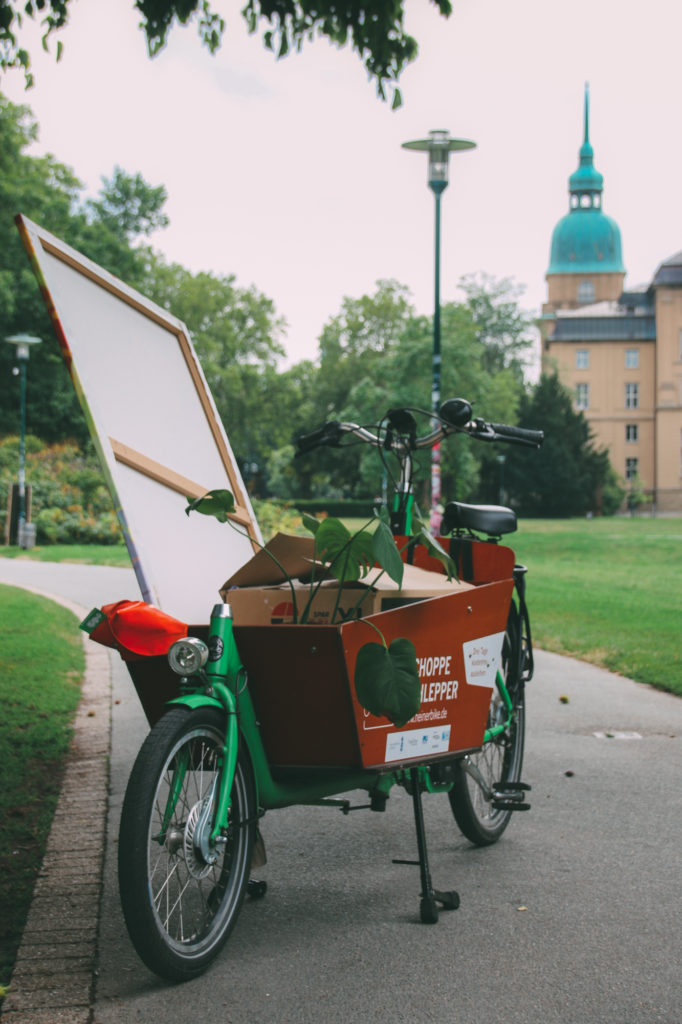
[544, 85, 625, 312]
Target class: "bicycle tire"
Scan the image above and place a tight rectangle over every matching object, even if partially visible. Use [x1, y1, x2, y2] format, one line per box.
[118, 706, 255, 982]
[449, 604, 525, 846]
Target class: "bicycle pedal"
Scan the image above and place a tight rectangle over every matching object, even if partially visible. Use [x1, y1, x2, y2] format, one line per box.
[492, 781, 531, 811]
[491, 800, 531, 812]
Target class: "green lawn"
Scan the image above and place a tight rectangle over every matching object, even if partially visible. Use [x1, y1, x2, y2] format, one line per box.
[0, 542, 130, 567]
[0, 586, 83, 997]
[510, 516, 682, 696]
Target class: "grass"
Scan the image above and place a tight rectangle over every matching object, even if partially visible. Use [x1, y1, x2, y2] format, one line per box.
[510, 516, 682, 696]
[0, 586, 83, 995]
[0, 542, 130, 566]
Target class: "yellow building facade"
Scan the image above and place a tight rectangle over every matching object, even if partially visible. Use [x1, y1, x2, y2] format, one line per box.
[541, 90, 682, 511]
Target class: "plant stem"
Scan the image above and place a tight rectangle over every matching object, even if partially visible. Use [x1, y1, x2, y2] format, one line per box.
[225, 521, 299, 622]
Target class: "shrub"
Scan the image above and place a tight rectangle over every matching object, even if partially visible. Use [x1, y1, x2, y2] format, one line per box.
[0, 436, 122, 545]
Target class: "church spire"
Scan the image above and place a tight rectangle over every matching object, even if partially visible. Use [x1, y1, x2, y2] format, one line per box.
[569, 82, 603, 207]
[547, 85, 624, 276]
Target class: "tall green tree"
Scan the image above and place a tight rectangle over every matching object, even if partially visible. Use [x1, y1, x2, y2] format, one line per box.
[0, 93, 171, 441]
[503, 372, 612, 517]
[141, 256, 289, 479]
[289, 276, 528, 505]
[1, 0, 452, 104]
[459, 272, 536, 379]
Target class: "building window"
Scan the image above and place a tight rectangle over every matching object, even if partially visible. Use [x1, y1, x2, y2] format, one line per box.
[575, 382, 589, 409]
[625, 383, 639, 409]
[576, 349, 589, 369]
[626, 424, 638, 443]
[625, 457, 638, 481]
[577, 281, 595, 304]
[625, 348, 639, 369]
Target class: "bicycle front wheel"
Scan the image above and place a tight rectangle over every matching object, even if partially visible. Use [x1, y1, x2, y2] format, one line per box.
[449, 606, 525, 846]
[118, 706, 255, 982]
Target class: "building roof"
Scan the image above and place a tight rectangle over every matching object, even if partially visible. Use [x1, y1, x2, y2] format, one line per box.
[547, 86, 625, 276]
[548, 295, 656, 342]
[652, 251, 682, 288]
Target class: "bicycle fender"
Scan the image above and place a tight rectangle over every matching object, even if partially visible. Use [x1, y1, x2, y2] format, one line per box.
[167, 694, 224, 713]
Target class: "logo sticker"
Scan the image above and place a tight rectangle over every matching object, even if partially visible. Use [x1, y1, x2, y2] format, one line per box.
[208, 636, 224, 662]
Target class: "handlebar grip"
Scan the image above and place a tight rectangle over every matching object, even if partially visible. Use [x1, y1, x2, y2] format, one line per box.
[490, 422, 544, 447]
[295, 420, 342, 455]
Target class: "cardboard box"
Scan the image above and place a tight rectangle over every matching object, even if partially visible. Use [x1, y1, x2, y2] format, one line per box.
[220, 532, 475, 626]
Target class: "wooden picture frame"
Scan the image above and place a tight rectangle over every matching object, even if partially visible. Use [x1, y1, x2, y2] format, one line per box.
[17, 215, 262, 622]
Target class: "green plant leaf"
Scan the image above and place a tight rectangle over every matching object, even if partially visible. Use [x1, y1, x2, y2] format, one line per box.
[375, 505, 391, 526]
[354, 637, 421, 728]
[315, 517, 373, 582]
[371, 519, 404, 587]
[302, 512, 320, 534]
[413, 514, 458, 580]
[184, 489, 236, 523]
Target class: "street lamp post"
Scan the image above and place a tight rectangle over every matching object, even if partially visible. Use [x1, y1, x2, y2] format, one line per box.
[402, 130, 476, 528]
[5, 333, 42, 544]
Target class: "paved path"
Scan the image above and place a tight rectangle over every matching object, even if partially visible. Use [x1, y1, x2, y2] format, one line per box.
[1, 558, 681, 1023]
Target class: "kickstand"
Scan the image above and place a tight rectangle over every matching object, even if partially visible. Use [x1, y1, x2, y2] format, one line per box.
[402, 766, 460, 923]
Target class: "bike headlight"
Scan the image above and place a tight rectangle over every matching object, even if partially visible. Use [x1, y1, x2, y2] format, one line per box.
[168, 637, 209, 676]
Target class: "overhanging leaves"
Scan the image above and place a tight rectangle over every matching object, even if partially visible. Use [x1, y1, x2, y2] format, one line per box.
[354, 637, 420, 729]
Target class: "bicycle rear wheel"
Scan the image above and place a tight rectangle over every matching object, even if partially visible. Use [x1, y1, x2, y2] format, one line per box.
[118, 706, 255, 982]
[449, 605, 525, 845]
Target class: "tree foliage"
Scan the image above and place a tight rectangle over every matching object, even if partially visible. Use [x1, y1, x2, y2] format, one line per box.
[503, 372, 613, 517]
[0, 0, 452, 104]
[2, 91, 621, 520]
[0, 94, 173, 442]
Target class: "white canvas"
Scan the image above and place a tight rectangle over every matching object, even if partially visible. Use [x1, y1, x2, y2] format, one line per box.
[17, 215, 262, 622]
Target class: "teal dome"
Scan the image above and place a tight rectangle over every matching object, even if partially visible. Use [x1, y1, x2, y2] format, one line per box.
[547, 87, 624, 276]
[548, 208, 624, 273]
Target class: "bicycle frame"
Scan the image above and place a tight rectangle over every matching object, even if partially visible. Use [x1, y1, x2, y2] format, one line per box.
[163, 562, 520, 843]
[102, 400, 540, 955]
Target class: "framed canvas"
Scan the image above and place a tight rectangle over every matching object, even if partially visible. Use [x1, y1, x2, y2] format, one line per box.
[17, 215, 262, 623]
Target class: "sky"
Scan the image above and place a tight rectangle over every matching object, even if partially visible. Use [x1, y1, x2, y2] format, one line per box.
[3, 0, 681, 368]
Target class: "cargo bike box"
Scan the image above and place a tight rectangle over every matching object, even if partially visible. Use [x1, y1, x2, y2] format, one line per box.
[126, 532, 516, 772]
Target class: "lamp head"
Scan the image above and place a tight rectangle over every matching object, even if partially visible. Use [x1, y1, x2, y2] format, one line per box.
[5, 334, 42, 361]
[401, 131, 476, 197]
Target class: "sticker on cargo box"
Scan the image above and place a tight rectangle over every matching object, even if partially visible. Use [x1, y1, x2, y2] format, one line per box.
[384, 725, 451, 763]
[462, 631, 505, 688]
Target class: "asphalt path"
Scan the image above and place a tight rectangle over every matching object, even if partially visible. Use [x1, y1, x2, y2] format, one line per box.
[1, 558, 681, 1023]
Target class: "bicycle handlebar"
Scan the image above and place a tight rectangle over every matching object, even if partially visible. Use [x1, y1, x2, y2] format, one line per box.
[295, 398, 543, 457]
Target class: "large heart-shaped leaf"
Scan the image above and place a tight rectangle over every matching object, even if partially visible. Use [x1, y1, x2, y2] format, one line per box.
[185, 489, 236, 523]
[354, 637, 421, 729]
[315, 517, 373, 582]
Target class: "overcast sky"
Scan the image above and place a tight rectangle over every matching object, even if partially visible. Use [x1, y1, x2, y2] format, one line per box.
[3, 0, 681, 367]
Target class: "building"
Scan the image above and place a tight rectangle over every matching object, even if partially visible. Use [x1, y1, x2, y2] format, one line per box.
[541, 87, 682, 512]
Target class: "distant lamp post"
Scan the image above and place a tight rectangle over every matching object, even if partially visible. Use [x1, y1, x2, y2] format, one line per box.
[5, 333, 41, 543]
[402, 130, 476, 528]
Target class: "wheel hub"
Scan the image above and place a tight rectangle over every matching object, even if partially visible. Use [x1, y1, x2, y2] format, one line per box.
[183, 799, 218, 878]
